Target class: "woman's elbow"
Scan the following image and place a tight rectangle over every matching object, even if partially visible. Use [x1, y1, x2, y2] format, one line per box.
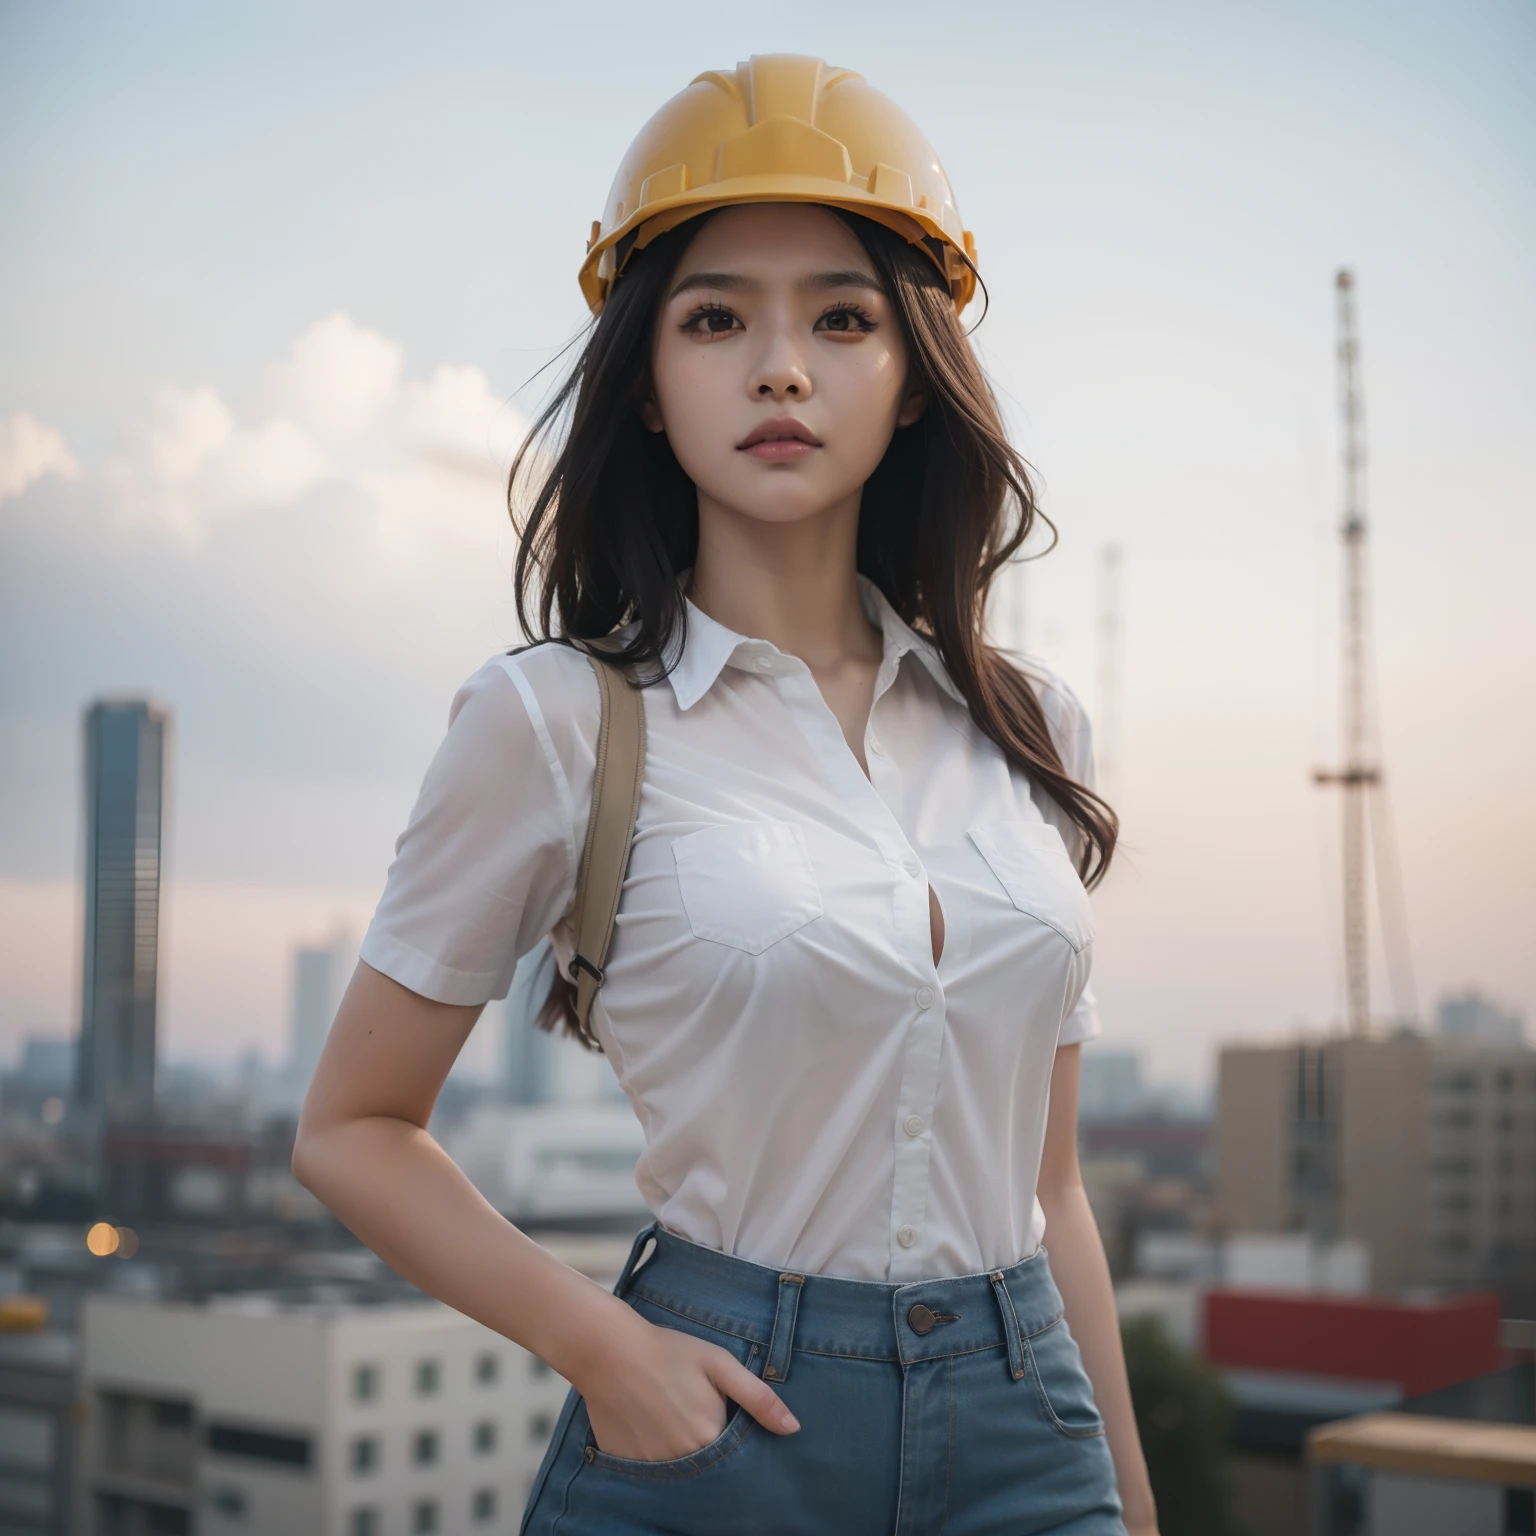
[290, 1117, 335, 1195]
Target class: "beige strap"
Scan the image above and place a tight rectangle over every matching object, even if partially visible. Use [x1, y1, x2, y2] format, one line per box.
[570, 642, 646, 1044]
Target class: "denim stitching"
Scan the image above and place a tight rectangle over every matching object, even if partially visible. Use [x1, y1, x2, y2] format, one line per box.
[1024, 1326, 1107, 1439]
[520, 1389, 581, 1535]
[940, 1353, 955, 1536]
[583, 1411, 755, 1482]
[626, 1290, 768, 1348]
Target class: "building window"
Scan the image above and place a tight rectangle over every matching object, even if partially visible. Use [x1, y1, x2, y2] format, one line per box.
[208, 1486, 247, 1517]
[352, 1364, 379, 1403]
[415, 1359, 441, 1396]
[472, 1419, 497, 1454]
[350, 1508, 379, 1536]
[99, 1392, 198, 1486]
[474, 1352, 499, 1385]
[413, 1499, 440, 1533]
[351, 1435, 379, 1474]
[472, 1487, 497, 1522]
[206, 1423, 312, 1469]
[529, 1411, 554, 1443]
[413, 1429, 439, 1466]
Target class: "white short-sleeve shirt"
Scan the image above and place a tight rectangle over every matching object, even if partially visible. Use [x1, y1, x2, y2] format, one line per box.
[361, 576, 1101, 1282]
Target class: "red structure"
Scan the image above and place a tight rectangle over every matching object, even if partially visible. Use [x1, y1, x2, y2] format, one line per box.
[1203, 1287, 1503, 1399]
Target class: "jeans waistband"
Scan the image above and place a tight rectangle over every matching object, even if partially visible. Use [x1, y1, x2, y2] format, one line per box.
[617, 1227, 1067, 1376]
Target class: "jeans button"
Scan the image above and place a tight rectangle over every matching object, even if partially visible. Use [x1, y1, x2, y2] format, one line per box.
[907, 1304, 937, 1335]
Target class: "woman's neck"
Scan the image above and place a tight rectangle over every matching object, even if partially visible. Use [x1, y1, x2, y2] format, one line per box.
[685, 490, 882, 671]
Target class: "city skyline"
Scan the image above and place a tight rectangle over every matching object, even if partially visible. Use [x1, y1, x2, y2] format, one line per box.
[1, 2, 1532, 1085]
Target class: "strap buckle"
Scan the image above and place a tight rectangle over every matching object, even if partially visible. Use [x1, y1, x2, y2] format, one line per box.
[570, 952, 605, 985]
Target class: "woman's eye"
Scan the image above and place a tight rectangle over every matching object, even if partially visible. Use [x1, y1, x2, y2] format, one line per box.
[684, 305, 741, 336]
[816, 305, 875, 335]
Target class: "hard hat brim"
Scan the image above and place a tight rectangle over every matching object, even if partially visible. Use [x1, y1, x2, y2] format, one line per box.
[579, 181, 977, 316]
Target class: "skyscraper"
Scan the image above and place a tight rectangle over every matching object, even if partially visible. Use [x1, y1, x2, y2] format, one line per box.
[77, 699, 169, 1121]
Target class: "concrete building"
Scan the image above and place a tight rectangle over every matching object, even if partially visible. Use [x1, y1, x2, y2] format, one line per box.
[77, 700, 169, 1123]
[1215, 1034, 1536, 1299]
[74, 1253, 624, 1536]
[0, 1325, 78, 1536]
[447, 1105, 648, 1224]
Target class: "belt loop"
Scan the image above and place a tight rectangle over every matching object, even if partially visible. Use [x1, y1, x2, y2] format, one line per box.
[989, 1270, 1027, 1382]
[763, 1272, 805, 1384]
[613, 1223, 659, 1299]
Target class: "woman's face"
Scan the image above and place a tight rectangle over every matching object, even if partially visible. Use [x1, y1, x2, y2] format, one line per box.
[643, 204, 925, 529]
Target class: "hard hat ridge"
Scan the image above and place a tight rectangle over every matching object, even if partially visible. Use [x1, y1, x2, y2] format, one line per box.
[578, 54, 978, 315]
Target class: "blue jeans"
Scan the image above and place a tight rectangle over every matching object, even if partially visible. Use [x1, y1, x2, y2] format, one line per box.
[521, 1225, 1126, 1535]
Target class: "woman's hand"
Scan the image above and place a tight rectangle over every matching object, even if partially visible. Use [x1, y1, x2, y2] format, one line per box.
[574, 1308, 799, 1462]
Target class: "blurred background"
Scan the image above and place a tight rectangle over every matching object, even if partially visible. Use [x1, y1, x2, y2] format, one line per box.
[0, 4, 1531, 1534]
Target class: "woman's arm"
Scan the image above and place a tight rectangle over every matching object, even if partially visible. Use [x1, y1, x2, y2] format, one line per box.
[1038, 1043, 1158, 1536]
[292, 960, 798, 1460]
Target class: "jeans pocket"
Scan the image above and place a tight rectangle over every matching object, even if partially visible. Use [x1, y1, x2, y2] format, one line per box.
[583, 1402, 753, 1480]
[579, 1297, 764, 1480]
[1025, 1316, 1107, 1438]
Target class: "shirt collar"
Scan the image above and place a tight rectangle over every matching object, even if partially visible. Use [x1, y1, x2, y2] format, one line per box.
[665, 572, 967, 712]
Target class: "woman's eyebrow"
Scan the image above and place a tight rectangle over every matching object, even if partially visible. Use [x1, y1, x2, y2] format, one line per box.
[669, 271, 755, 299]
[668, 269, 882, 300]
[799, 270, 882, 294]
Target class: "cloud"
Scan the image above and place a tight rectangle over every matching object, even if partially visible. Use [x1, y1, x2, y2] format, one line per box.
[270, 312, 404, 439]
[0, 413, 79, 503]
[0, 314, 534, 885]
[94, 313, 526, 545]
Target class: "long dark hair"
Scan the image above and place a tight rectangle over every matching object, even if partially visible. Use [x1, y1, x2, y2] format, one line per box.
[510, 209, 1117, 1043]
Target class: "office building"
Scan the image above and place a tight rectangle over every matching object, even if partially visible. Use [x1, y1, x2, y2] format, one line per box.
[1215, 1034, 1536, 1298]
[77, 700, 169, 1122]
[0, 1324, 78, 1536]
[75, 1260, 626, 1536]
[1437, 990, 1525, 1048]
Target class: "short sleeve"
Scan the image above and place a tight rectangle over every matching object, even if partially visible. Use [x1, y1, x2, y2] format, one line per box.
[358, 655, 585, 1006]
[1058, 980, 1103, 1046]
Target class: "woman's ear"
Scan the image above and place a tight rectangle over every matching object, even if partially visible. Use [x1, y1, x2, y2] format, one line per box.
[896, 378, 928, 429]
[637, 393, 666, 434]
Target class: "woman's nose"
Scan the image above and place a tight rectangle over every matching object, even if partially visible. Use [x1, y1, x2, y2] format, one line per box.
[749, 330, 812, 400]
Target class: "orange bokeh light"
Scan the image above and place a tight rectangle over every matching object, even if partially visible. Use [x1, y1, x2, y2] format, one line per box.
[85, 1222, 120, 1257]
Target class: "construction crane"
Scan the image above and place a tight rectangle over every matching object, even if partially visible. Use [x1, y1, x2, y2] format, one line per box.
[1313, 269, 1419, 1036]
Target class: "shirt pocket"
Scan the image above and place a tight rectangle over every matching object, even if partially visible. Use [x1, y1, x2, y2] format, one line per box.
[967, 819, 1096, 953]
[671, 820, 823, 955]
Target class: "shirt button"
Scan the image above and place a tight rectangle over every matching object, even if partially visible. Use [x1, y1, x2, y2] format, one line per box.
[868, 737, 884, 756]
[902, 856, 921, 878]
[897, 1225, 917, 1248]
[754, 655, 773, 671]
[903, 1114, 925, 1137]
[915, 987, 934, 1010]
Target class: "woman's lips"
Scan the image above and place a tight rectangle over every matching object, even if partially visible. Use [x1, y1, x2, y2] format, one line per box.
[736, 417, 822, 460]
[740, 438, 819, 461]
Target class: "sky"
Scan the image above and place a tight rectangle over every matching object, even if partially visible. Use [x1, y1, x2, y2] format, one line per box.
[1, 0, 1532, 1086]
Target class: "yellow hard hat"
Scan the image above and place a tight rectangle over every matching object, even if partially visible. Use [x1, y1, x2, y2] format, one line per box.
[579, 54, 978, 316]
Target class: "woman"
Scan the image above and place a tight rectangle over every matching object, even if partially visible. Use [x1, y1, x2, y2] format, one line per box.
[295, 54, 1158, 1536]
